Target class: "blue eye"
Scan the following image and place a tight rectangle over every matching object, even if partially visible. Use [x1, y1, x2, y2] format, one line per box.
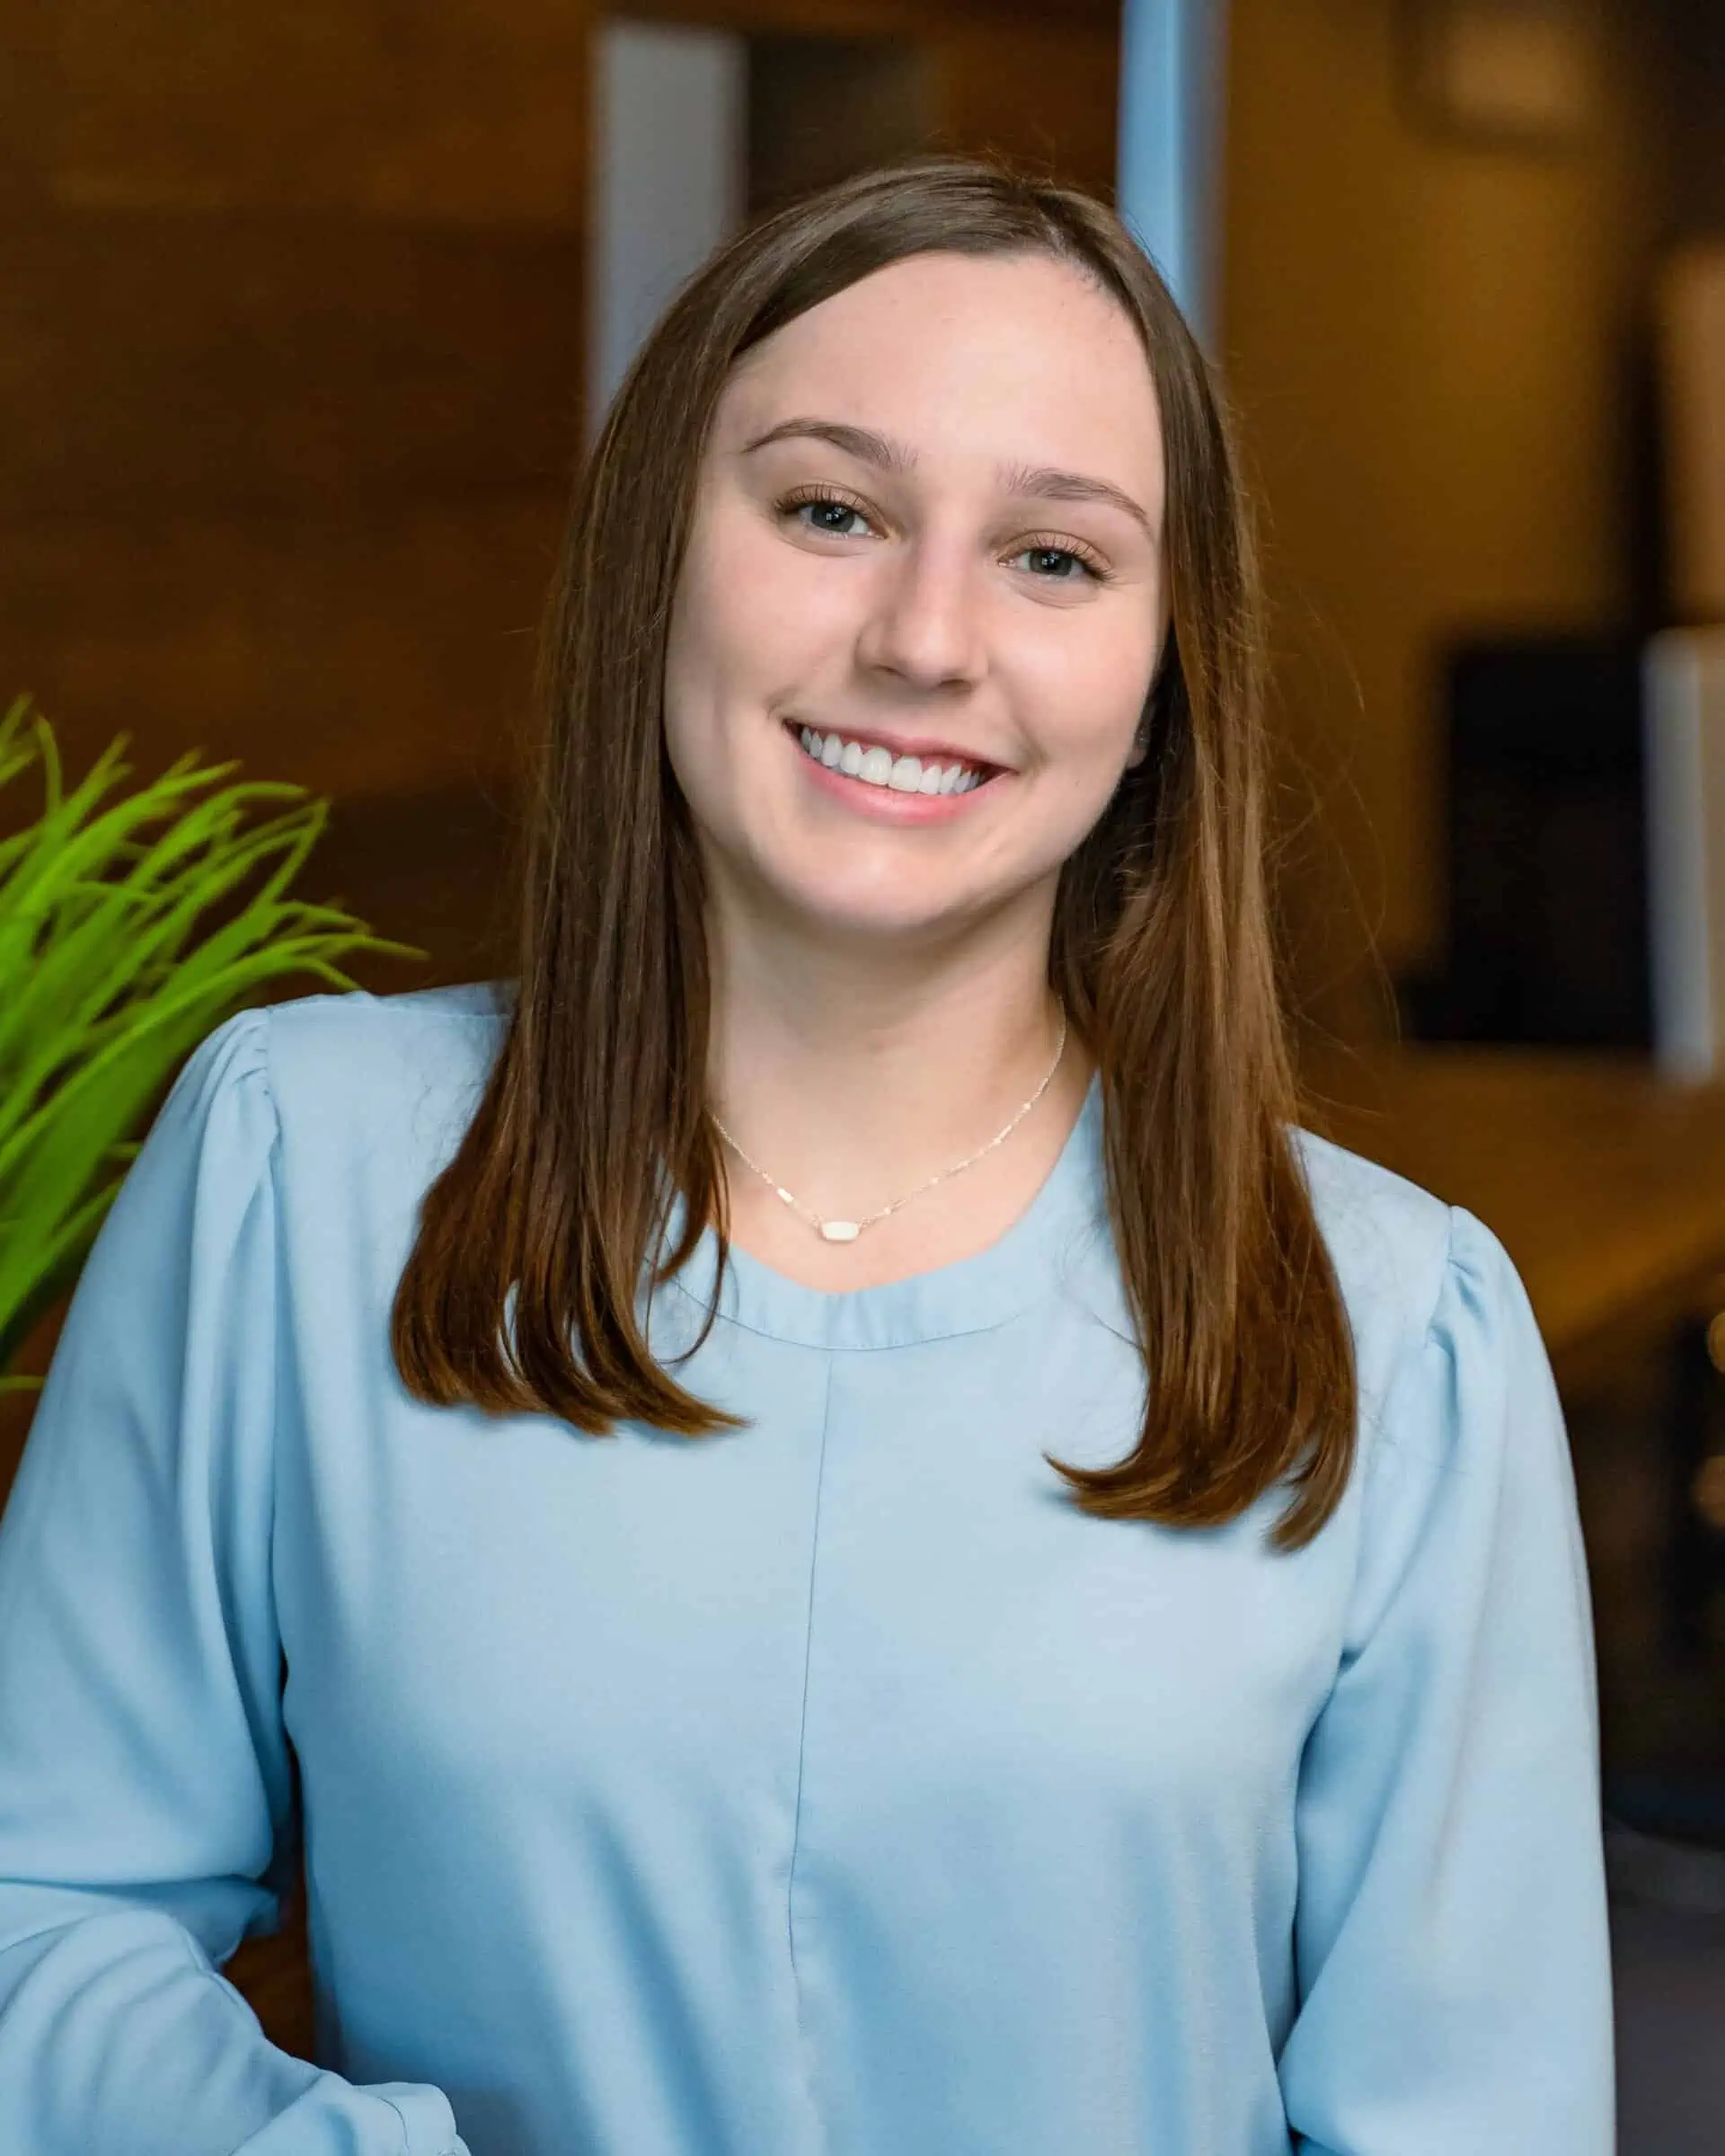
[784, 496, 871, 538]
[1010, 544, 1098, 582]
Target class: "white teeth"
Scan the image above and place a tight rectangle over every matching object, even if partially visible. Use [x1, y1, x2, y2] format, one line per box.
[794, 724, 985, 797]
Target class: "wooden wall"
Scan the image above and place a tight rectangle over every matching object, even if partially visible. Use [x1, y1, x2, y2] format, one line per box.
[1, 4, 596, 806]
[1, 0, 1116, 831]
[1220, 0, 1673, 1035]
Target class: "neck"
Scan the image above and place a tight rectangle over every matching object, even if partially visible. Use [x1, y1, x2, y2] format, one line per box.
[703, 889, 1085, 1221]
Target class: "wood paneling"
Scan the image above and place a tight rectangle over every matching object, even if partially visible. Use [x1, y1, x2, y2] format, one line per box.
[927, 20, 1118, 196]
[3, 0, 592, 808]
[4, 497, 562, 797]
[748, 39, 934, 216]
[53, 0, 589, 225]
[0, 0, 54, 199]
[0, 212, 586, 516]
[313, 782, 523, 991]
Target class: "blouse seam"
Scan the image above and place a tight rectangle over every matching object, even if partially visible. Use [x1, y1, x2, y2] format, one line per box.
[1421, 1201, 1463, 1353]
[663, 1264, 1057, 1350]
[1362, 1199, 1466, 1480]
[1323, 1203, 1465, 1696]
[783, 1352, 835, 2148]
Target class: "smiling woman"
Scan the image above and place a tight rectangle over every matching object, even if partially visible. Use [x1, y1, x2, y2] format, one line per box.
[0, 156, 1612, 2156]
[404, 167, 1327, 1407]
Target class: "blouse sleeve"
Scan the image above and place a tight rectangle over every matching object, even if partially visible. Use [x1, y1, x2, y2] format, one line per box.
[1277, 1205, 1614, 2152]
[0, 1010, 469, 2156]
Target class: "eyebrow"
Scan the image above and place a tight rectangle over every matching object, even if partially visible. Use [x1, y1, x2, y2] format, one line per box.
[738, 416, 1159, 543]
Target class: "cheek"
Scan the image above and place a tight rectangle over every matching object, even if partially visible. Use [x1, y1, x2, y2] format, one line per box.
[1013, 611, 1161, 770]
[664, 536, 739, 731]
[667, 512, 844, 729]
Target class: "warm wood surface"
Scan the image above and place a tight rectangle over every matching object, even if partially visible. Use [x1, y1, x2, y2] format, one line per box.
[4, 215, 588, 517]
[1, 0, 590, 807]
[1305, 1042, 1725, 1392]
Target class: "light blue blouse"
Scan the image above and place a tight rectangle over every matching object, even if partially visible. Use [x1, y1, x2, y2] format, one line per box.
[0, 985, 1614, 2154]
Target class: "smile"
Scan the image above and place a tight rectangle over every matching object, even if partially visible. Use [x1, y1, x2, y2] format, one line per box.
[792, 724, 992, 796]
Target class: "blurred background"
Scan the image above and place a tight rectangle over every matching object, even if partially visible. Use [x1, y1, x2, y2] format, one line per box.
[4, 0, 1725, 2141]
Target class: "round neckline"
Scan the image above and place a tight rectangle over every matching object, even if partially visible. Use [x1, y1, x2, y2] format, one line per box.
[654, 1070, 1107, 1350]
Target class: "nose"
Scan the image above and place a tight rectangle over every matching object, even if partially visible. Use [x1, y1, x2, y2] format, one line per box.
[853, 536, 986, 694]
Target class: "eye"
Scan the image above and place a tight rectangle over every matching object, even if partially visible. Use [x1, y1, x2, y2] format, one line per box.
[776, 487, 877, 540]
[1005, 539, 1109, 584]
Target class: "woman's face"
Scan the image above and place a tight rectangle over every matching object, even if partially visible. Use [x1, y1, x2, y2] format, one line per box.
[663, 248, 1168, 951]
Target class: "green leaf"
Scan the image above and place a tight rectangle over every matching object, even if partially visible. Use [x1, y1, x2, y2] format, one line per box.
[0, 702, 426, 1374]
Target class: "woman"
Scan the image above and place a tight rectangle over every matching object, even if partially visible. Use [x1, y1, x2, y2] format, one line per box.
[0, 158, 1612, 2153]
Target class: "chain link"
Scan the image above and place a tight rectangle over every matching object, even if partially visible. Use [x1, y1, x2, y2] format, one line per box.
[710, 1011, 1069, 1241]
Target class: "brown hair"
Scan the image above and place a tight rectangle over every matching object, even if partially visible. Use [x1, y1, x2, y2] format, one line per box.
[392, 155, 1357, 1551]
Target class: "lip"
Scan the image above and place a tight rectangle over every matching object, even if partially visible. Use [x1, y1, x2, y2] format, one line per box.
[784, 718, 1006, 823]
[783, 717, 1006, 775]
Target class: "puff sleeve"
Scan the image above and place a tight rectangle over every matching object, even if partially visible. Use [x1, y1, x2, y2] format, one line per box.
[1277, 1205, 1614, 2151]
[0, 1011, 469, 2155]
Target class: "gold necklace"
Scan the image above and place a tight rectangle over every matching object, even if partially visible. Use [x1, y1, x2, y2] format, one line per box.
[710, 1012, 1069, 1243]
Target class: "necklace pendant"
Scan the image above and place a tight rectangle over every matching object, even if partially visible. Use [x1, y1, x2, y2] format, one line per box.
[818, 1219, 862, 1243]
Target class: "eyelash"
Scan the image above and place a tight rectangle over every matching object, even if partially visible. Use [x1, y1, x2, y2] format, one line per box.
[773, 484, 1114, 586]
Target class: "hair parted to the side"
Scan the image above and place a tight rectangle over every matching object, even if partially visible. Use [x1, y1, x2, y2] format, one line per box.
[391, 154, 1358, 1551]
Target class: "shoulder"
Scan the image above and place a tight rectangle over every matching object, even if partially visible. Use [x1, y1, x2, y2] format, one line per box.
[263, 980, 509, 1166]
[1292, 1125, 1551, 1469]
[256, 980, 508, 1102]
[1290, 1126, 1459, 1409]
[172, 983, 510, 1194]
[1293, 1124, 1452, 1315]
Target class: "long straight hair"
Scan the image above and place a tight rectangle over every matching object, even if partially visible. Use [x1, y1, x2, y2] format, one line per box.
[392, 155, 1357, 1551]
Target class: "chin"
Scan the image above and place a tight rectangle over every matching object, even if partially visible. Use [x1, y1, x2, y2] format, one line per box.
[770, 863, 964, 941]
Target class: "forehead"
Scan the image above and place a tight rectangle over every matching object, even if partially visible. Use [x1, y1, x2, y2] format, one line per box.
[717, 251, 1163, 496]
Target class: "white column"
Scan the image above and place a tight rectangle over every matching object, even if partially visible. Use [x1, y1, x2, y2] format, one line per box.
[588, 21, 748, 435]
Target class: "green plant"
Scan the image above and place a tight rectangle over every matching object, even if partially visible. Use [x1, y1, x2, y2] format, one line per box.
[0, 694, 419, 1390]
